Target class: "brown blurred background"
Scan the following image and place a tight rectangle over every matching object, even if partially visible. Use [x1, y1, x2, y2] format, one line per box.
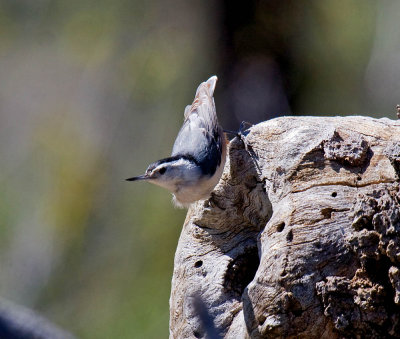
[0, 0, 399, 338]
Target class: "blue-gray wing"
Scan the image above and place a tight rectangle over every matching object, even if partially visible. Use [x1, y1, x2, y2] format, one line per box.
[172, 76, 223, 175]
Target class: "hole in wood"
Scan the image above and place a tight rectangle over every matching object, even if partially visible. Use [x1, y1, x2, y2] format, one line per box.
[223, 247, 259, 300]
[364, 256, 392, 288]
[193, 330, 202, 338]
[194, 260, 203, 268]
[276, 222, 285, 232]
[258, 314, 266, 326]
[331, 192, 337, 197]
[287, 230, 293, 242]
[321, 208, 333, 219]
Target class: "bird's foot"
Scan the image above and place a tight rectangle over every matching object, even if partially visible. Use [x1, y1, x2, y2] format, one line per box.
[223, 121, 253, 140]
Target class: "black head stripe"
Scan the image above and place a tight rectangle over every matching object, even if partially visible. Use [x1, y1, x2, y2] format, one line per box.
[154, 154, 200, 166]
[149, 140, 222, 177]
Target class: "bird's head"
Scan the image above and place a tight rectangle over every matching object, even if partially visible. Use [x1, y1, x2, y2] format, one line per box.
[126, 155, 200, 193]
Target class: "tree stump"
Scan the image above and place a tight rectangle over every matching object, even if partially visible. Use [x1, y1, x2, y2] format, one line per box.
[169, 116, 400, 338]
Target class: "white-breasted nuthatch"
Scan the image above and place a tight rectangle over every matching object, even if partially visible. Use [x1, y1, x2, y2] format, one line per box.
[126, 76, 227, 207]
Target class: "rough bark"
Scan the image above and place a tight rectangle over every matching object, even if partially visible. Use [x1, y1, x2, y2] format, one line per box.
[169, 116, 400, 338]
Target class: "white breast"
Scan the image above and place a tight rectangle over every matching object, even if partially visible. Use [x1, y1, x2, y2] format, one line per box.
[173, 139, 227, 207]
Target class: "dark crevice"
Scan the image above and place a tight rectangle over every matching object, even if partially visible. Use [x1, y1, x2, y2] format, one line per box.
[363, 256, 400, 336]
[223, 247, 260, 300]
[364, 256, 392, 287]
[287, 230, 293, 242]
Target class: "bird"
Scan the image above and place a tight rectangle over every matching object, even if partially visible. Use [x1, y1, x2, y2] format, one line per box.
[126, 76, 227, 208]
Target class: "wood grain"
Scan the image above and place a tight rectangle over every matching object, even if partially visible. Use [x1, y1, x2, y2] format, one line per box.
[170, 116, 400, 338]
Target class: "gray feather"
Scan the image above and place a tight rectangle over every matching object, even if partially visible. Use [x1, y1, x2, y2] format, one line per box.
[172, 76, 223, 175]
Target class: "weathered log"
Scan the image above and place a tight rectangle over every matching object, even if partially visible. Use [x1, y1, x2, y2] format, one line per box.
[169, 116, 400, 338]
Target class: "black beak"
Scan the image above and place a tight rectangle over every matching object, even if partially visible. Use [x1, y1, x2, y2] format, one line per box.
[126, 174, 149, 182]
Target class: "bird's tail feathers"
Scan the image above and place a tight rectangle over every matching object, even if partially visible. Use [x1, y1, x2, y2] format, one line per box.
[195, 75, 218, 98]
[185, 75, 218, 122]
[206, 75, 217, 95]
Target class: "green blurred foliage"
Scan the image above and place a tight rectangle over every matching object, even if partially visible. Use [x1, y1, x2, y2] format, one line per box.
[0, 0, 213, 338]
[0, 0, 399, 338]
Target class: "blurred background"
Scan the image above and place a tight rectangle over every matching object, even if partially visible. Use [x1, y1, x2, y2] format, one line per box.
[0, 0, 399, 338]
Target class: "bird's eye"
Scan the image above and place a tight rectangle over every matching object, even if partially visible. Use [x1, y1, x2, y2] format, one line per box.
[159, 167, 166, 175]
